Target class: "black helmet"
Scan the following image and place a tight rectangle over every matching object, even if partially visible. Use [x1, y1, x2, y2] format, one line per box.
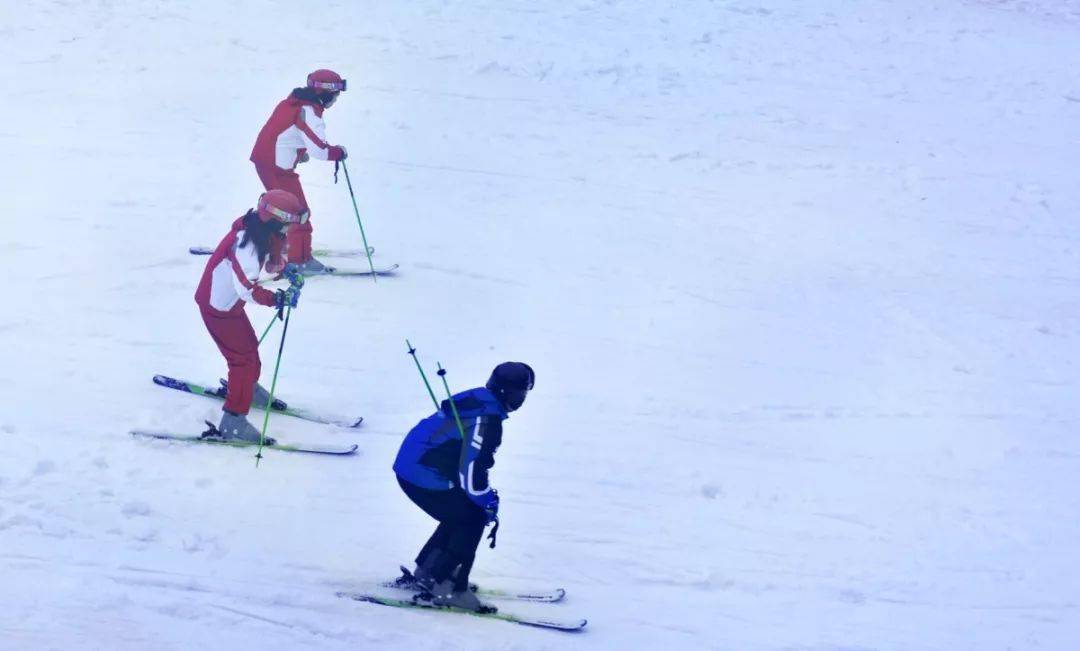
[486, 362, 535, 412]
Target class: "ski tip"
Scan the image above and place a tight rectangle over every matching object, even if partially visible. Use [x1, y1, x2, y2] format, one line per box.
[327, 444, 361, 455]
[349, 417, 364, 429]
[271, 442, 360, 455]
[532, 618, 587, 631]
[130, 430, 176, 440]
[152, 375, 188, 391]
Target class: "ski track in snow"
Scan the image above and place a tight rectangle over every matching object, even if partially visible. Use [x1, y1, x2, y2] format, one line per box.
[3, 0, 1080, 649]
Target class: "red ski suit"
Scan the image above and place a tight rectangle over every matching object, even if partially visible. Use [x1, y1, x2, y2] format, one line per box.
[194, 217, 284, 415]
[250, 90, 335, 264]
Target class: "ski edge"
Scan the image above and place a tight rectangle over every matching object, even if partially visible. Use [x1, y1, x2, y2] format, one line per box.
[336, 592, 586, 632]
[380, 583, 565, 603]
[152, 375, 363, 429]
[380, 580, 565, 603]
[131, 431, 359, 456]
[386, 566, 566, 603]
[189, 246, 375, 258]
[315, 263, 399, 277]
[481, 586, 566, 603]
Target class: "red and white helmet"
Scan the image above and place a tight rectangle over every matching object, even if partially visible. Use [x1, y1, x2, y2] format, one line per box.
[307, 69, 346, 92]
[257, 189, 305, 224]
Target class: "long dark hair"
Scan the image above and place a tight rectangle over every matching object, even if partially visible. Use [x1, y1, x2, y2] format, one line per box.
[238, 209, 279, 261]
[292, 86, 336, 107]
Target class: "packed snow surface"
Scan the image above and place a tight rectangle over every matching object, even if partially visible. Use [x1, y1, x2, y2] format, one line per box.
[3, 1, 1079, 649]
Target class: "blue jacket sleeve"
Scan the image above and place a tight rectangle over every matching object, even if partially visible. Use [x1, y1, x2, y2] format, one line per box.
[459, 415, 502, 512]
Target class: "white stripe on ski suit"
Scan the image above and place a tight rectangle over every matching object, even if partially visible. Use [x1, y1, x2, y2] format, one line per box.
[275, 105, 331, 169]
[460, 417, 492, 498]
[208, 232, 262, 312]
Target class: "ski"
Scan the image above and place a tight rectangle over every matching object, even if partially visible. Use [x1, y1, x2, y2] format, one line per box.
[256, 264, 399, 281]
[336, 592, 586, 632]
[189, 245, 374, 258]
[152, 375, 363, 429]
[309, 263, 399, 277]
[383, 567, 565, 603]
[469, 585, 565, 603]
[132, 430, 359, 455]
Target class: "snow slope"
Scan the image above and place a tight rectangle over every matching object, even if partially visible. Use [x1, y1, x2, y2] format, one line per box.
[3, 0, 1079, 648]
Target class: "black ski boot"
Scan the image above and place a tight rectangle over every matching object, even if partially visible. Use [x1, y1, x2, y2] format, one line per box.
[392, 552, 439, 592]
[430, 579, 496, 613]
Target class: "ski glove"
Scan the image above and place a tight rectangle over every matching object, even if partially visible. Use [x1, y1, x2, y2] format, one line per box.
[328, 145, 348, 161]
[480, 489, 499, 524]
[282, 264, 305, 290]
[275, 287, 300, 311]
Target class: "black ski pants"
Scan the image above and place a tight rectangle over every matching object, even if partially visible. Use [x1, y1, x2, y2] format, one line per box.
[398, 477, 487, 591]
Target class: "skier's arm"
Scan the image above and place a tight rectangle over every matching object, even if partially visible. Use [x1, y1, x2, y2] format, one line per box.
[459, 416, 502, 515]
[295, 106, 332, 161]
[264, 233, 287, 275]
[229, 244, 276, 307]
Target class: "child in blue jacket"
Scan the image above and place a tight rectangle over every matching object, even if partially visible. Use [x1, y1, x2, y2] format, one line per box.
[393, 362, 535, 611]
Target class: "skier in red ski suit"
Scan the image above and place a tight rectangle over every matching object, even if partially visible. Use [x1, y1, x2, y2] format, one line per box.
[194, 189, 305, 443]
[250, 69, 348, 273]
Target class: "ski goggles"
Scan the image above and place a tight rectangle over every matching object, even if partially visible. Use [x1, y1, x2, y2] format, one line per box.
[309, 78, 347, 92]
[259, 201, 308, 225]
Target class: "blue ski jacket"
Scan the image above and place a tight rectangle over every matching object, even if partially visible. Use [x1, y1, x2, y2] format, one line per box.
[393, 387, 507, 512]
